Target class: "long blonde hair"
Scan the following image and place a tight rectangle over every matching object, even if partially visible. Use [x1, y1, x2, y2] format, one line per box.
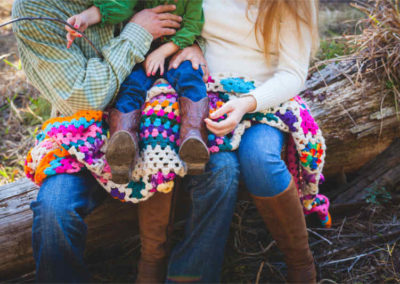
[252, 0, 320, 62]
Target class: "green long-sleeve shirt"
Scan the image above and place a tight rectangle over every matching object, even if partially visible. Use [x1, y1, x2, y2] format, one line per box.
[93, 0, 204, 49]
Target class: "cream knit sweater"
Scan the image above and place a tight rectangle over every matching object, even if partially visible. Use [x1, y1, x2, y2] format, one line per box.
[202, 0, 315, 112]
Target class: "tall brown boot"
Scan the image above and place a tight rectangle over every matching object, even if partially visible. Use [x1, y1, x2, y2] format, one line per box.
[250, 179, 316, 283]
[106, 109, 141, 184]
[136, 191, 174, 283]
[178, 97, 210, 175]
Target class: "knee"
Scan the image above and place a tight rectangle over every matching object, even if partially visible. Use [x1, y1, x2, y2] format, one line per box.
[175, 61, 203, 78]
[31, 175, 85, 230]
[200, 152, 239, 200]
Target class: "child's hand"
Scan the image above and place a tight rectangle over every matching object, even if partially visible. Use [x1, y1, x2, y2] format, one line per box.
[143, 42, 179, 76]
[64, 6, 101, 49]
[65, 14, 88, 49]
[143, 48, 168, 76]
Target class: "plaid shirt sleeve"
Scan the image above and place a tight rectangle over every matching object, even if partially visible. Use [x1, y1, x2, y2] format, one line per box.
[12, 1, 152, 116]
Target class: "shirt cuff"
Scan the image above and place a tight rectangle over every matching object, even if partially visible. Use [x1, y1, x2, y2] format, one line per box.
[246, 88, 274, 113]
[120, 23, 153, 56]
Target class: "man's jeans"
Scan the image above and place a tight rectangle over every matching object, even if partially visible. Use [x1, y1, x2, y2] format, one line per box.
[31, 152, 239, 282]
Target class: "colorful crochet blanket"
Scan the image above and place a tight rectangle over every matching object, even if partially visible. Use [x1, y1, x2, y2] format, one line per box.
[25, 75, 331, 227]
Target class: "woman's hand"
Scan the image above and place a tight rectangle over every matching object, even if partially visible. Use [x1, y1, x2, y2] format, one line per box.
[205, 96, 257, 137]
[168, 44, 209, 82]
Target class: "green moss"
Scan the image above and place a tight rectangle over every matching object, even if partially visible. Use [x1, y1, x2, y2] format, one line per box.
[316, 39, 354, 61]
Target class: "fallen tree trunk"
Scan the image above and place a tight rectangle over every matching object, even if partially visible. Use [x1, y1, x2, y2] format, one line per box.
[332, 138, 400, 204]
[1, 59, 400, 280]
[305, 60, 400, 177]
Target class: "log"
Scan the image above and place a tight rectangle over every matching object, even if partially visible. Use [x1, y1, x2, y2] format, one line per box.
[332, 138, 400, 205]
[304, 60, 400, 177]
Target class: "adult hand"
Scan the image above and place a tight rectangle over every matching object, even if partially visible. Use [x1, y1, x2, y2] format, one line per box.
[168, 44, 209, 82]
[131, 5, 182, 39]
[205, 96, 257, 137]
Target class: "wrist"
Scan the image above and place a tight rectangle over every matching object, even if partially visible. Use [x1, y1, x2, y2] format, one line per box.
[83, 6, 101, 26]
[240, 95, 257, 113]
[159, 42, 179, 57]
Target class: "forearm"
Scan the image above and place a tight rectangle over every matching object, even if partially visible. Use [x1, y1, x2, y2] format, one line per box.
[248, 71, 305, 112]
[80, 6, 102, 27]
[15, 21, 152, 115]
[157, 42, 180, 58]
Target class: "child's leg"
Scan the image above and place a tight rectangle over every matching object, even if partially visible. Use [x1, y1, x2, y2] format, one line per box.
[107, 65, 155, 184]
[165, 60, 207, 102]
[114, 64, 156, 113]
[165, 61, 209, 175]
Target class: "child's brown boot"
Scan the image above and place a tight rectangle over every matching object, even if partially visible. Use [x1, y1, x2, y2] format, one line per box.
[106, 108, 141, 184]
[178, 97, 210, 175]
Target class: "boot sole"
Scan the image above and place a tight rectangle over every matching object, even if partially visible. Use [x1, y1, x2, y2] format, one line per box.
[105, 131, 136, 184]
[179, 138, 209, 175]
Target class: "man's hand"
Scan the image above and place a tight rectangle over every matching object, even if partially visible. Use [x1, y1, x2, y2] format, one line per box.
[168, 44, 209, 82]
[131, 5, 182, 39]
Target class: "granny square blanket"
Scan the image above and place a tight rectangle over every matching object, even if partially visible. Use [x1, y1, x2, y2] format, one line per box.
[25, 74, 331, 227]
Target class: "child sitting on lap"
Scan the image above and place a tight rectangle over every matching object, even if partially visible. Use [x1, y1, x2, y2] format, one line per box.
[66, 0, 209, 185]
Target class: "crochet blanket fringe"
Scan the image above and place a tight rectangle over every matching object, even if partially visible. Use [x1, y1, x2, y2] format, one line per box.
[25, 75, 331, 227]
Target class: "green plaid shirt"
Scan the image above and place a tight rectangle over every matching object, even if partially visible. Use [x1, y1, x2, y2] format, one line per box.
[12, 0, 153, 116]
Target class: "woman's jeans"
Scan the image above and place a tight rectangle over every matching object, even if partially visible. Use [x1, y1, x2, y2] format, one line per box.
[31, 152, 239, 283]
[238, 124, 292, 197]
[115, 61, 206, 113]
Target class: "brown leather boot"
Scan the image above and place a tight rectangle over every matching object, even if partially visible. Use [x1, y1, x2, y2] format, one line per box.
[106, 109, 141, 184]
[251, 179, 317, 283]
[178, 97, 210, 175]
[136, 191, 174, 283]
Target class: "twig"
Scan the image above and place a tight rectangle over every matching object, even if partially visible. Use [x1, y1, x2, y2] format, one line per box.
[347, 255, 361, 272]
[235, 240, 276, 257]
[0, 17, 103, 59]
[316, 229, 400, 260]
[319, 248, 384, 267]
[319, 279, 339, 284]
[337, 216, 347, 240]
[255, 261, 264, 284]
[307, 228, 333, 245]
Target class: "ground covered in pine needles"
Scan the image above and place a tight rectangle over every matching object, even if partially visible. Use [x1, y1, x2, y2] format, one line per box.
[1, 0, 400, 283]
[81, 200, 400, 283]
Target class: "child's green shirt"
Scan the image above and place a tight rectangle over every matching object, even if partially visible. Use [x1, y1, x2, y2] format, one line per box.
[93, 0, 204, 49]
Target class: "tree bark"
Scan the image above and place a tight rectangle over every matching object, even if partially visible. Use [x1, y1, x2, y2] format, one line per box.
[304, 60, 400, 177]
[332, 138, 400, 205]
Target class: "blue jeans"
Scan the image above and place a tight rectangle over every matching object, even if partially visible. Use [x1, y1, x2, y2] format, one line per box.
[115, 61, 207, 113]
[238, 124, 292, 197]
[167, 152, 239, 283]
[31, 170, 107, 282]
[31, 152, 239, 282]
